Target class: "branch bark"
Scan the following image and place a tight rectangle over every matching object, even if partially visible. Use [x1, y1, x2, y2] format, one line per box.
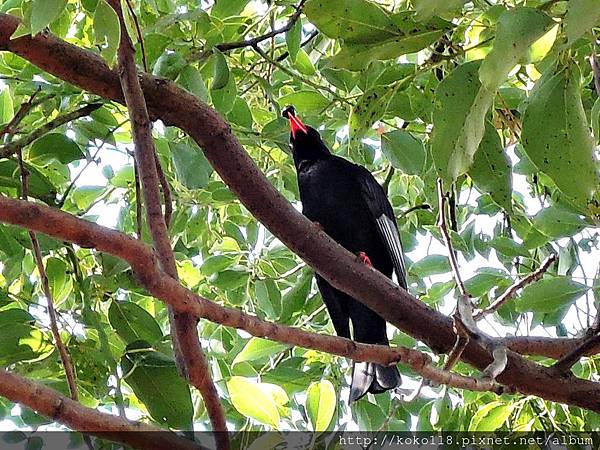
[0, 368, 201, 450]
[106, 1, 227, 445]
[0, 13, 600, 413]
[0, 196, 501, 394]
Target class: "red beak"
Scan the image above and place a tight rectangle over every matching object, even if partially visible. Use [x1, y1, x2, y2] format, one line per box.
[288, 112, 308, 138]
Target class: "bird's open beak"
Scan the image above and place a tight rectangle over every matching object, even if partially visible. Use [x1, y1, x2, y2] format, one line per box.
[287, 111, 308, 138]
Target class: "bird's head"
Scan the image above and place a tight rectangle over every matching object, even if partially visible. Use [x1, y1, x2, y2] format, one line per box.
[282, 105, 330, 162]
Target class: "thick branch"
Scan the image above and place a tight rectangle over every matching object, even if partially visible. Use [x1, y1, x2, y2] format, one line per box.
[551, 334, 600, 375]
[0, 368, 201, 450]
[1, 14, 600, 413]
[474, 254, 557, 320]
[0, 103, 102, 158]
[106, 1, 227, 443]
[0, 196, 502, 395]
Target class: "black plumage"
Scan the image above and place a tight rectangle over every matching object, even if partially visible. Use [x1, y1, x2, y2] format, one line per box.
[283, 106, 406, 402]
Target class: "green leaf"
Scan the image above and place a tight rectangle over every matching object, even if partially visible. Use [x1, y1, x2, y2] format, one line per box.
[293, 49, 316, 76]
[30, 0, 67, 35]
[326, 14, 449, 70]
[227, 377, 281, 427]
[228, 97, 253, 129]
[110, 164, 134, 188]
[200, 254, 236, 276]
[153, 52, 186, 80]
[413, 0, 466, 21]
[71, 186, 105, 210]
[479, 8, 553, 92]
[211, 0, 249, 18]
[469, 401, 513, 431]
[177, 66, 209, 102]
[533, 204, 589, 239]
[280, 267, 313, 322]
[232, 338, 289, 366]
[381, 130, 425, 175]
[409, 255, 450, 277]
[211, 49, 230, 90]
[464, 269, 509, 298]
[0, 87, 14, 125]
[211, 76, 237, 114]
[349, 85, 394, 140]
[565, 0, 600, 45]
[431, 61, 494, 183]
[0, 160, 57, 203]
[522, 67, 599, 208]
[286, 20, 302, 62]
[29, 133, 84, 165]
[94, 0, 121, 66]
[121, 343, 193, 430]
[170, 141, 213, 189]
[515, 277, 589, 313]
[305, 380, 336, 431]
[469, 122, 512, 212]
[489, 236, 529, 258]
[108, 301, 163, 346]
[304, 0, 397, 44]
[45, 257, 72, 303]
[279, 90, 329, 114]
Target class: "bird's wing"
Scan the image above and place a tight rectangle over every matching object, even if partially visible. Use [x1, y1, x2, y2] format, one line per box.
[357, 167, 407, 289]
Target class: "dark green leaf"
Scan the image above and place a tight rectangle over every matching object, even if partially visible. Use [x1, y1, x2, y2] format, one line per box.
[121, 343, 193, 430]
[29, 133, 84, 165]
[515, 277, 589, 313]
[381, 130, 425, 175]
[108, 301, 163, 346]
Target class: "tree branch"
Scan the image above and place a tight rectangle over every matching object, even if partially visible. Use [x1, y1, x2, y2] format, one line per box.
[106, 1, 227, 445]
[474, 254, 557, 320]
[1, 14, 600, 413]
[551, 334, 600, 375]
[0, 196, 501, 394]
[0, 368, 202, 450]
[213, 1, 307, 53]
[0, 103, 102, 159]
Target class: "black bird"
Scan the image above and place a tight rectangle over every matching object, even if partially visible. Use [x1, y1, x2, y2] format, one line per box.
[282, 106, 406, 402]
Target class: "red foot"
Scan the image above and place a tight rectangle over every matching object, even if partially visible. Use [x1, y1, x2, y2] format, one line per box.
[313, 221, 323, 231]
[358, 251, 372, 267]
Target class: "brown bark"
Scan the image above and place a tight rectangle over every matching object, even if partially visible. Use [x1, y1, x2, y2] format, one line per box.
[105, 1, 227, 445]
[0, 196, 597, 411]
[0, 369, 201, 450]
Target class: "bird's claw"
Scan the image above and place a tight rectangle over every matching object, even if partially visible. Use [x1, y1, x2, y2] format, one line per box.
[357, 251, 372, 267]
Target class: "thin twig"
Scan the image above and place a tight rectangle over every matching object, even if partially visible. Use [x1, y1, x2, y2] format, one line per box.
[473, 254, 557, 320]
[124, 0, 148, 72]
[251, 43, 350, 105]
[16, 150, 83, 418]
[437, 179, 468, 296]
[0, 103, 103, 158]
[382, 165, 394, 194]
[0, 88, 41, 137]
[214, 0, 307, 53]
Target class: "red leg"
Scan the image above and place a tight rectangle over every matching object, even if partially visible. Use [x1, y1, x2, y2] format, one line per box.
[357, 251, 372, 267]
[313, 221, 323, 231]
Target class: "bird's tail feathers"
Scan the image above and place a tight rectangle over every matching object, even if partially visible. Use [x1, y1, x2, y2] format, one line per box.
[349, 362, 401, 403]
